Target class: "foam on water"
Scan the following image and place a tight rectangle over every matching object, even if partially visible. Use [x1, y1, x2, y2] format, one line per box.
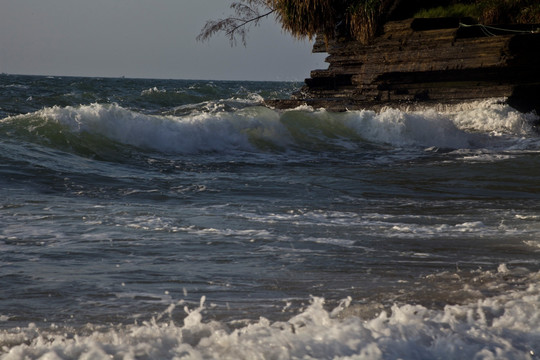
[343, 100, 539, 149]
[3, 103, 291, 154]
[141, 87, 167, 96]
[1, 267, 538, 360]
[2, 98, 538, 156]
[3, 77, 540, 359]
[236, 207, 540, 243]
[449, 99, 538, 134]
[342, 108, 473, 148]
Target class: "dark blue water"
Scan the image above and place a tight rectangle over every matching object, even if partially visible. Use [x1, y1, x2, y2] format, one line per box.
[1, 74, 539, 359]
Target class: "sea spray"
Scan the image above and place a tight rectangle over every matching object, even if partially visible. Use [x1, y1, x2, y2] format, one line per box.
[342, 108, 472, 148]
[3, 104, 291, 154]
[2, 98, 538, 155]
[1, 272, 539, 359]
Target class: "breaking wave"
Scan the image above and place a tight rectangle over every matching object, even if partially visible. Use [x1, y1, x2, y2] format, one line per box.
[1, 266, 539, 360]
[1, 99, 538, 156]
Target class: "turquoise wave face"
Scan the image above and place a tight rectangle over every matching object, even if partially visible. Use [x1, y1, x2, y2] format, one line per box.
[2, 99, 539, 159]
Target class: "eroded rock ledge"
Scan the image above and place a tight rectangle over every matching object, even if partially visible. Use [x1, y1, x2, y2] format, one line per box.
[266, 18, 540, 113]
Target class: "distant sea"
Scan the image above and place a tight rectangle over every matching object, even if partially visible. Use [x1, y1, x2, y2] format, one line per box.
[1, 74, 539, 359]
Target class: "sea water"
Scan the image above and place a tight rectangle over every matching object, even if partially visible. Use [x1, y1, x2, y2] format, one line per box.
[0, 74, 539, 359]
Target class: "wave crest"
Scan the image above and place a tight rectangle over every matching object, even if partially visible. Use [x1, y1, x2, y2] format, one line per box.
[2, 100, 538, 156]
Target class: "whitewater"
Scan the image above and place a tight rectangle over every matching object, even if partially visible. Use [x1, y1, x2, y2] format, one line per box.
[1, 74, 539, 359]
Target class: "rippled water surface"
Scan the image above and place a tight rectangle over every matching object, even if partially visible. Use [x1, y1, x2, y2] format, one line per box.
[1, 74, 539, 359]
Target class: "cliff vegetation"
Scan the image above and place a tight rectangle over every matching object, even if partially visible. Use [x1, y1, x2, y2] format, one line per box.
[198, 0, 540, 45]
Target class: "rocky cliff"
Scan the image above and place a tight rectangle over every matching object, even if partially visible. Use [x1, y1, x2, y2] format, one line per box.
[267, 18, 540, 113]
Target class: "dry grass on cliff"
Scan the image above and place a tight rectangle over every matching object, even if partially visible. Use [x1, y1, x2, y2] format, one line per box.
[347, 0, 398, 43]
[415, 0, 540, 24]
[269, 0, 341, 40]
[198, 0, 540, 47]
[480, 0, 540, 24]
[271, 0, 399, 43]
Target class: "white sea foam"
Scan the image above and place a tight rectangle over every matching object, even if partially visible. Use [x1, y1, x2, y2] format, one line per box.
[343, 108, 473, 148]
[0, 84, 29, 89]
[141, 87, 167, 95]
[5, 99, 539, 154]
[1, 268, 539, 360]
[236, 208, 539, 241]
[448, 99, 537, 134]
[33, 103, 291, 153]
[457, 153, 516, 162]
[524, 240, 540, 249]
[341, 100, 539, 149]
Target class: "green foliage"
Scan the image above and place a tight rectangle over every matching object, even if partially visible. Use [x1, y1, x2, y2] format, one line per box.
[414, 0, 540, 24]
[414, 3, 483, 19]
[478, 0, 540, 24]
[199, 0, 540, 47]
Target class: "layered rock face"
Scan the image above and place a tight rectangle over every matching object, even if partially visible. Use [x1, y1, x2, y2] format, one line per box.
[267, 18, 540, 113]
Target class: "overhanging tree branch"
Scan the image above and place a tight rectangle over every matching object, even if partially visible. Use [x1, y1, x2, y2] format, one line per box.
[226, 9, 275, 36]
[197, 1, 275, 46]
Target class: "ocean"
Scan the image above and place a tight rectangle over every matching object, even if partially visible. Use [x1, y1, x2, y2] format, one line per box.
[0, 74, 539, 359]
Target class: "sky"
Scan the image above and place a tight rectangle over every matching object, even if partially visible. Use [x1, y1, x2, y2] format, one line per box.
[0, 0, 327, 81]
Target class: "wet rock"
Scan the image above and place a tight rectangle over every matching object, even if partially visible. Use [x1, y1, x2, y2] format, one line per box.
[267, 18, 540, 114]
